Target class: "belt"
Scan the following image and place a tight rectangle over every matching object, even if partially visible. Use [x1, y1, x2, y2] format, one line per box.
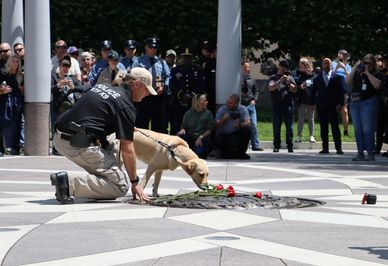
[57, 130, 71, 141]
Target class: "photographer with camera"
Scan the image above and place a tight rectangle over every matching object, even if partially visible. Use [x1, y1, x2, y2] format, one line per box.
[51, 56, 84, 155]
[347, 54, 384, 161]
[331, 49, 352, 136]
[215, 93, 251, 159]
[268, 60, 297, 152]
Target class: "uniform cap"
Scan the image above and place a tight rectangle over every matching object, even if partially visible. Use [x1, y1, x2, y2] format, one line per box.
[107, 50, 119, 60]
[145, 37, 160, 48]
[100, 40, 112, 49]
[181, 48, 192, 56]
[166, 49, 176, 57]
[128, 67, 157, 95]
[124, 40, 137, 49]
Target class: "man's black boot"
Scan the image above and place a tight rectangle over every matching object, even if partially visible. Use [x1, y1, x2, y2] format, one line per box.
[50, 171, 74, 204]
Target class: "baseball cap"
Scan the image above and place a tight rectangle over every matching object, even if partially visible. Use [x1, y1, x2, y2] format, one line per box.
[128, 67, 157, 95]
[67, 46, 78, 55]
[107, 50, 119, 60]
[166, 49, 176, 57]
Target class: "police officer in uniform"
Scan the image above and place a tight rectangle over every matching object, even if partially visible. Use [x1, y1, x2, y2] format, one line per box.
[88, 40, 126, 87]
[169, 48, 205, 135]
[50, 67, 156, 204]
[120, 40, 138, 70]
[132, 37, 170, 133]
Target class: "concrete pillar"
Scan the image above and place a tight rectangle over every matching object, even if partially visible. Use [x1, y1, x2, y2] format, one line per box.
[1, 0, 24, 45]
[216, 0, 242, 105]
[24, 0, 51, 156]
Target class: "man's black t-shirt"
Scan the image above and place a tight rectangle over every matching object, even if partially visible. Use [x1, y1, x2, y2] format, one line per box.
[57, 83, 136, 140]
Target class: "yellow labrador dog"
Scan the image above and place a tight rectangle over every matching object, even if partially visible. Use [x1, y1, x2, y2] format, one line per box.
[133, 128, 209, 197]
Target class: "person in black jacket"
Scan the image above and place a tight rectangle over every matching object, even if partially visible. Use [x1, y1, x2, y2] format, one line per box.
[310, 58, 345, 154]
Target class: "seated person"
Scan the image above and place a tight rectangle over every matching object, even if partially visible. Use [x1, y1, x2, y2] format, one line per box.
[215, 93, 251, 159]
[177, 94, 214, 159]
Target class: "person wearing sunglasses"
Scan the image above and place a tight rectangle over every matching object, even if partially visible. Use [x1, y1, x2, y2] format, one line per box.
[79, 51, 94, 87]
[347, 54, 384, 161]
[120, 40, 138, 71]
[51, 40, 81, 82]
[0, 42, 12, 69]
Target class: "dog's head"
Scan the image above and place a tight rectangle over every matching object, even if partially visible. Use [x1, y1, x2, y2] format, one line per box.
[178, 158, 209, 187]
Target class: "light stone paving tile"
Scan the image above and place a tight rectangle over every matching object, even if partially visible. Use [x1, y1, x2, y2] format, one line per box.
[280, 209, 388, 229]
[272, 189, 352, 196]
[326, 177, 386, 189]
[340, 202, 388, 207]
[320, 195, 388, 201]
[322, 206, 388, 217]
[46, 207, 167, 224]
[0, 225, 39, 263]
[0, 201, 121, 213]
[194, 232, 386, 266]
[168, 210, 277, 230]
[21, 237, 218, 266]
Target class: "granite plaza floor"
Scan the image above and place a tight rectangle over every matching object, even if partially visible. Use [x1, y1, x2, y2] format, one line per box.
[1, 148, 388, 266]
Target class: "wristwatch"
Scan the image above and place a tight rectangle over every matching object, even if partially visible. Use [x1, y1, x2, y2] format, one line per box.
[130, 175, 140, 184]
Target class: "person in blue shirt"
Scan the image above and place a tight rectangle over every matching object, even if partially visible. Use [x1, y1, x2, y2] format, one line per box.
[132, 37, 170, 133]
[88, 40, 126, 87]
[120, 40, 138, 71]
[215, 93, 251, 159]
[331, 49, 352, 136]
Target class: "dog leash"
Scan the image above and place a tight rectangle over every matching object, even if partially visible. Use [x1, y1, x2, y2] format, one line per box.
[136, 129, 176, 158]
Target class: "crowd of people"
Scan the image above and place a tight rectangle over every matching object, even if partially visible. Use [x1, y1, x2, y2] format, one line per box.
[0, 38, 387, 162]
[269, 50, 388, 161]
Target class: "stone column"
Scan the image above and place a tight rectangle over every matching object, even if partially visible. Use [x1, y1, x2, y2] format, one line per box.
[216, 0, 242, 105]
[1, 0, 24, 45]
[24, 0, 51, 155]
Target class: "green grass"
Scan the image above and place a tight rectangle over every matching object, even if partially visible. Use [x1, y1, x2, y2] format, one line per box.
[257, 110, 355, 142]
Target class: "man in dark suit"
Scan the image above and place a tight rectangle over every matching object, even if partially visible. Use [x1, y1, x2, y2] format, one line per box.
[310, 58, 345, 154]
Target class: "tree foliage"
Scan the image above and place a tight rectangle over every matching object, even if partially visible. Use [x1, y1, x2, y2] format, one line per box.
[35, 0, 388, 62]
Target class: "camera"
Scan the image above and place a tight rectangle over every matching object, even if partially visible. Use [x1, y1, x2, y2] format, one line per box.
[357, 63, 366, 72]
[229, 111, 241, 120]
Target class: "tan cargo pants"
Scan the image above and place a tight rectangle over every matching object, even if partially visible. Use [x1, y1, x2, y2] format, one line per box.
[53, 131, 129, 199]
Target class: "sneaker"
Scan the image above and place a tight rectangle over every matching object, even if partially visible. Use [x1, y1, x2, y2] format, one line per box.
[319, 150, 329, 154]
[252, 147, 264, 151]
[288, 148, 294, 153]
[295, 136, 301, 143]
[336, 150, 344, 155]
[273, 148, 279, 153]
[344, 130, 349, 136]
[352, 154, 366, 161]
[309, 136, 316, 143]
[238, 153, 251, 160]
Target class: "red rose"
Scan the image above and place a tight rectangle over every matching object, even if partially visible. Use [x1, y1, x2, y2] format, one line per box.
[215, 184, 224, 190]
[227, 185, 235, 191]
[228, 190, 236, 197]
[254, 192, 263, 198]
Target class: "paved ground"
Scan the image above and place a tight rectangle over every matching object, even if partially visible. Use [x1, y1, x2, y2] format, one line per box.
[1, 147, 388, 266]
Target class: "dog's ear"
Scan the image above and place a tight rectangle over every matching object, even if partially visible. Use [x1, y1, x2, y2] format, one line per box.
[182, 160, 197, 175]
